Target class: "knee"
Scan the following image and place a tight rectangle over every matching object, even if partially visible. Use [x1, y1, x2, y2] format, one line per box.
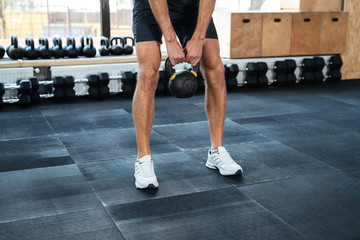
[203, 64, 225, 88]
[137, 67, 159, 92]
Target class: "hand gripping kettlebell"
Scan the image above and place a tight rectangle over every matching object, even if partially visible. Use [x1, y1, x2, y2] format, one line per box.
[165, 58, 199, 98]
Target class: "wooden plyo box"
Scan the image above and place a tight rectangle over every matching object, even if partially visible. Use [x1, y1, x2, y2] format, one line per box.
[300, 0, 342, 12]
[214, 12, 262, 58]
[261, 13, 292, 57]
[291, 12, 321, 55]
[320, 12, 349, 54]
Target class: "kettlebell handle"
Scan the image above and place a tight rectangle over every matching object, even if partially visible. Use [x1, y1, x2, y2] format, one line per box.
[56, 37, 62, 48]
[100, 36, 110, 48]
[165, 57, 199, 81]
[122, 36, 134, 46]
[110, 37, 124, 46]
[13, 36, 19, 49]
[80, 36, 85, 48]
[86, 36, 94, 48]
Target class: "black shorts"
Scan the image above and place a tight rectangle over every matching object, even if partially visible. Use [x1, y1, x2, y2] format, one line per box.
[132, 8, 218, 46]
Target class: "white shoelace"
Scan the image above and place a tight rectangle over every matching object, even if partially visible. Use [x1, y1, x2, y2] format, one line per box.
[217, 149, 236, 165]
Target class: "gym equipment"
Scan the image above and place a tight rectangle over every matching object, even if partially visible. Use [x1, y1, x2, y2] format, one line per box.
[0, 82, 4, 109]
[0, 45, 5, 59]
[8, 35, 24, 60]
[185, 65, 205, 93]
[24, 37, 38, 60]
[156, 68, 168, 95]
[39, 38, 52, 59]
[53, 37, 66, 59]
[66, 37, 79, 58]
[64, 76, 76, 101]
[243, 62, 268, 88]
[99, 36, 110, 56]
[121, 70, 135, 95]
[17, 79, 32, 108]
[313, 57, 326, 84]
[122, 36, 134, 55]
[272, 59, 297, 86]
[165, 58, 199, 98]
[224, 63, 239, 90]
[86, 73, 110, 99]
[6, 35, 15, 56]
[110, 37, 124, 55]
[83, 36, 96, 58]
[327, 55, 343, 83]
[77, 36, 85, 56]
[300, 58, 315, 84]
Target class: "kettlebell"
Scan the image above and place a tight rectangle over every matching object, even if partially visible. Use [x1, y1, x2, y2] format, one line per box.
[98, 36, 110, 56]
[77, 36, 85, 56]
[165, 57, 199, 98]
[8, 35, 24, 60]
[122, 36, 135, 55]
[53, 37, 66, 59]
[39, 38, 52, 59]
[6, 35, 15, 56]
[110, 37, 124, 55]
[0, 45, 5, 59]
[24, 37, 38, 60]
[83, 36, 96, 57]
[66, 37, 79, 58]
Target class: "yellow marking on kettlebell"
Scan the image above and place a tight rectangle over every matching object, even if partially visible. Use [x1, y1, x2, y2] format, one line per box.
[191, 71, 198, 78]
[169, 73, 177, 81]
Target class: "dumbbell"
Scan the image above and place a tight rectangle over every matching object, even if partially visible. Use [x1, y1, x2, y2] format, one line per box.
[224, 63, 239, 90]
[99, 36, 111, 56]
[300, 57, 327, 84]
[83, 36, 96, 57]
[240, 62, 268, 88]
[272, 59, 297, 86]
[327, 55, 343, 83]
[120, 70, 135, 95]
[7, 35, 24, 60]
[86, 73, 111, 99]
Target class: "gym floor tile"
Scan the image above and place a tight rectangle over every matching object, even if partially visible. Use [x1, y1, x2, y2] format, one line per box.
[152, 103, 207, 125]
[185, 140, 338, 186]
[78, 151, 236, 206]
[153, 119, 269, 150]
[0, 164, 103, 223]
[239, 172, 360, 240]
[234, 113, 348, 141]
[60, 128, 180, 163]
[0, 115, 54, 140]
[44, 108, 133, 133]
[109, 187, 304, 240]
[0, 136, 73, 172]
[0, 208, 124, 240]
[279, 131, 360, 171]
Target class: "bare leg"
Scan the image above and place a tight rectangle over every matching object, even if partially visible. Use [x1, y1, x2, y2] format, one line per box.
[132, 41, 161, 158]
[200, 39, 226, 150]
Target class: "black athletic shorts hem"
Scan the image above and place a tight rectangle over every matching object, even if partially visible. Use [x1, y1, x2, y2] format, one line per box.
[132, 9, 218, 46]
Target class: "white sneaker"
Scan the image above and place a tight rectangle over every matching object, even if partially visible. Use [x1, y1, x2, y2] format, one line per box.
[206, 146, 243, 176]
[134, 155, 159, 189]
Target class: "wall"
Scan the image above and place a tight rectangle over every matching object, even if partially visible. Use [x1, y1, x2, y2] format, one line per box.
[342, 0, 360, 80]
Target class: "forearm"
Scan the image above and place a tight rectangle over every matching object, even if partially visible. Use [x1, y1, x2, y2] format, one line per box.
[192, 0, 216, 41]
[148, 0, 176, 42]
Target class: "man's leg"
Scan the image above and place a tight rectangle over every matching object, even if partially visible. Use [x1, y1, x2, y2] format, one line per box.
[200, 38, 226, 150]
[132, 41, 161, 189]
[133, 41, 161, 159]
[201, 38, 243, 176]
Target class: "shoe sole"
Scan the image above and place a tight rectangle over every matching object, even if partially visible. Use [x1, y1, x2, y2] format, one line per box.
[135, 179, 159, 189]
[206, 162, 243, 176]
